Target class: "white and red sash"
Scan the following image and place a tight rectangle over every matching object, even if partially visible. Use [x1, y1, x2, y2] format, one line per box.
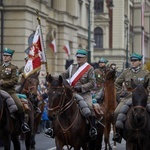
[68, 62, 91, 86]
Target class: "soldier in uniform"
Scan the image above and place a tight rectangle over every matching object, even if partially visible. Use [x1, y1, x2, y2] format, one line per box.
[45, 49, 97, 138]
[94, 57, 108, 103]
[112, 52, 150, 143]
[0, 48, 30, 133]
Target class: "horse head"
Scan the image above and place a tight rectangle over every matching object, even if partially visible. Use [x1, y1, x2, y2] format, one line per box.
[21, 72, 40, 101]
[104, 63, 117, 80]
[130, 79, 149, 128]
[46, 74, 74, 120]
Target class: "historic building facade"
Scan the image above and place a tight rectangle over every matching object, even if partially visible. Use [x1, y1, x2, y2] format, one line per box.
[94, 0, 150, 72]
[0, 0, 94, 78]
[0, 0, 150, 76]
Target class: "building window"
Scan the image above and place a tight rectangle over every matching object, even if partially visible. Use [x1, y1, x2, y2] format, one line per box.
[94, 27, 103, 48]
[94, 0, 104, 13]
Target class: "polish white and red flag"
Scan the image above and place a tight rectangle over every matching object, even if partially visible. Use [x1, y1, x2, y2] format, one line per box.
[49, 39, 57, 53]
[63, 44, 71, 56]
[24, 25, 46, 78]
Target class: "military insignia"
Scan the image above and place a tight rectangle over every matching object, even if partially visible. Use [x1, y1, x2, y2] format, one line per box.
[5, 68, 11, 75]
[138, 77, 144, 81]
[16, 69, 19, 76]
[98, 74, 101, 78]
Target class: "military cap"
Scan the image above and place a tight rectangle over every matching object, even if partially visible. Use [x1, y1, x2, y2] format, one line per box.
[98, 57, 108, 64]
[3, 48, 15, 56]
[130, 52, 143, 61]
[76, 49, 87, 57]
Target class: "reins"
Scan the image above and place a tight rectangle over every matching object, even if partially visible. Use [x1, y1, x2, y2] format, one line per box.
[128, 105, 147, 131]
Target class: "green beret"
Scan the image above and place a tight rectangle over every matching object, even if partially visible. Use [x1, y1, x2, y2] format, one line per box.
[98, 57, 108, 64]
[130, 52, 143, 61]
[76, 49, 87, 57]
[3, 48, 15, 56]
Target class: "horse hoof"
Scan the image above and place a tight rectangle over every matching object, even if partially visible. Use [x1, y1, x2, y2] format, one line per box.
[113, 146, 116, 150]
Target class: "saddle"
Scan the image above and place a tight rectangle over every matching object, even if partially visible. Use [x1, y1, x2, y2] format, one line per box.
[92, 103, 104, 118]
[17, 94, 30, 111]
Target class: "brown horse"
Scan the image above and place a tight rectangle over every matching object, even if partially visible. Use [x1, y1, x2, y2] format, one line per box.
[101, 64, 117, 150]
[46, 74, 104, 150]
[0, 90, 34, 150]
[122, 79, 150, 150]
[19, 72, 43, 149]
[0, 92, 14, 150]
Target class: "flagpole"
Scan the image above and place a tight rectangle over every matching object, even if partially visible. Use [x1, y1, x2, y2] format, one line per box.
[36, 9, 49, 74]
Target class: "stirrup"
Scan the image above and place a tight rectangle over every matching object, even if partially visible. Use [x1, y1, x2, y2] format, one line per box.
[89, 127, 97, 138]
[112, 133, 122, 143]
[45, 128, 54, 138]
[21, 123, 30, 133]
[36, 107, 41, 113]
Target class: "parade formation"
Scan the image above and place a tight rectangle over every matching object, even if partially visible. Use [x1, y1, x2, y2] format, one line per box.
[0, 0, 150, 150]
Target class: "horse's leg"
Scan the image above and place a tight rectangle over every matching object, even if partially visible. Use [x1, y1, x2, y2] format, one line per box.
[3, 135, 11, 150]
[55, 138, 64, 150]
[11, 135, 21, 150]
[30, 133, 36, 149]
[104, 122, 112, 150]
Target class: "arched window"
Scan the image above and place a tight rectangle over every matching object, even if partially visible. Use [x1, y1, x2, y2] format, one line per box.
[94, 27, 103, 48]
[94, 0, 104, 13]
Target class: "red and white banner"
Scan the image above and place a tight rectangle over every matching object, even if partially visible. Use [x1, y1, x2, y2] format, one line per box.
[24, 25, 46, 78]
[49, 39, 57, 53]
[63, 44, 71, 56]
[67, 62, 91, 86]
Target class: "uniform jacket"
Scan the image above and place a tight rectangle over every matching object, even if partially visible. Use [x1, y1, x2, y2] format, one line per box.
[0, 62, 19, 94]
[62, 63, 95, 94]
[115, 67, 150, 95]
[94, 67, 106, 89]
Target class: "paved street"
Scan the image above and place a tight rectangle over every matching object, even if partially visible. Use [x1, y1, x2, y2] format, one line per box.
[0, 130, 126, 150]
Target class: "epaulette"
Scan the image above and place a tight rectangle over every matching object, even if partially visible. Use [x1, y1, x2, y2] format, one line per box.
[144, 69, 149, 73]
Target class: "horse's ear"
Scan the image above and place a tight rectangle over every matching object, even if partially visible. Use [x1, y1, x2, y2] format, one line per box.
[58, 75, 63, 85]
[144, 78, 149, 89]
[46, 74, 53, 83]
[131, 79, 136, 89]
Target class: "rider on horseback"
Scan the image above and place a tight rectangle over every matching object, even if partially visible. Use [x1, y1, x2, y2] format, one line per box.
[45, 49, 98, 138]
[94, 57, 108, 103]
[112, 52, 150, 143]
[0, 48, 30, 133]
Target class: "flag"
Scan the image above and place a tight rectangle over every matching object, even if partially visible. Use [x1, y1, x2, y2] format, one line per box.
[49, 39, 57, 53]
[63, 44, 71, 56]
[24, 25, 46, 78]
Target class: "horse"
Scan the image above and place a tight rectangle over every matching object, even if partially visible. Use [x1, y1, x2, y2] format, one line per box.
[46, 74, 104, 150]
[122, 79, 150, 150]
[0, 89, 34, 150]
[19, 71, 43, 149]
[100, 63, 117, 150]
[0, 93, 14, 150]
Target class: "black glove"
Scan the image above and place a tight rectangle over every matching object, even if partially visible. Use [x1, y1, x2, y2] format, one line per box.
[120, 91, 128, 98]
[74, 85, 82, 92]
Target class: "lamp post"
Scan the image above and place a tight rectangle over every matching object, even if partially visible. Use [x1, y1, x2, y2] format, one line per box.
[87, 0, 91, 64]
[125, 16, 129, 68]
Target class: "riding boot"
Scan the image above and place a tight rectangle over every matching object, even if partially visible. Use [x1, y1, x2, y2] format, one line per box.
[18, 112, 30, 133]
[112, 128, 122, 143]
[34, 100, 41, 114]
[89, 116, 97, 138]
[45, 124, 54, 138]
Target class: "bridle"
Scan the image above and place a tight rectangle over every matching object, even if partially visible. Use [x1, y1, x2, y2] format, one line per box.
[47, 85, 74, 115]
[129, 105, 147, 131]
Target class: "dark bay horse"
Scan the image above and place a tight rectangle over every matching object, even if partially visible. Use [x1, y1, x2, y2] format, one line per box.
[0, 90, 34, 150]
[46, 74, 104, 150]
[19, 72, 43, 149]
[122, 79, 150, 150]
[101, 64, 117, 150]
[0, 93, 14, 150]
